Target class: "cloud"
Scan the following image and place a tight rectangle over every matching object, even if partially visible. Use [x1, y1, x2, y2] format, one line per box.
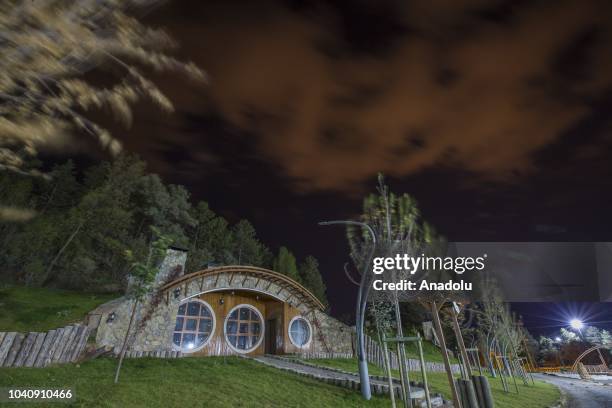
[150, 0, 612, 192]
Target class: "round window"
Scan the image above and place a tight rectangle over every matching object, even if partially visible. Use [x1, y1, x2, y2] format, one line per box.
[224, 304, 264, 353]
[288, 316, 312, 348]
[172, 300, 215, 352]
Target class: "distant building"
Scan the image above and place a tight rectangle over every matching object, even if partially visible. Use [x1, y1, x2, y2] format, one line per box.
[88, 248, 352, 357]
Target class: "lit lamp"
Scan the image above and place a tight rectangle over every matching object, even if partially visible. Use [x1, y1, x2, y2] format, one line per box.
[106, 312, 117, 323]
[569, 319, 583, 330]
[173, 288, 181, 299]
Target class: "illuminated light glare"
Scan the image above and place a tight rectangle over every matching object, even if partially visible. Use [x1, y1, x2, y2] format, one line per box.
[187, 342, 195, 349]
[569, 319, 583, 330]
[555, 337, 562, 342]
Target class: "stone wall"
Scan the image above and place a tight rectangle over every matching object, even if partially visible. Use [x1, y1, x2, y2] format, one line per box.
[91, 295, 177, 354]
[310, 309, 354, 355]
[91, 248, 187, 354]
[93, 294, 349, 356]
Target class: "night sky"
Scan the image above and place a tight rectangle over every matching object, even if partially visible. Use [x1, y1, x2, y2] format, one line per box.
[74, 0, 612, 331]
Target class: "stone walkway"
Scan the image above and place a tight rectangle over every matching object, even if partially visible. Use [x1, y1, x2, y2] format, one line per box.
[535, 373, 612, 408]
[250, 355, 428, 402]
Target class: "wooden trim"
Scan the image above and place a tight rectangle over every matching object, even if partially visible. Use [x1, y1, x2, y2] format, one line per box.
[160, 266, 325, 311]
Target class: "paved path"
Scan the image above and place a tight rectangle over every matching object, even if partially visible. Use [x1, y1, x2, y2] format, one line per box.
[251, 355, 425, 400]
[534, 373, 612, 408]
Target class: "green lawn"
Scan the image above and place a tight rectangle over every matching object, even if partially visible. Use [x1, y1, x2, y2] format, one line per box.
[306, 358, 559, 408]
[0, 357, 393, 407]
[0, 356, 560, 408]
[0, 285, 117, 332]
[402, 338, 459, 364]
[365, 332, 459, 364]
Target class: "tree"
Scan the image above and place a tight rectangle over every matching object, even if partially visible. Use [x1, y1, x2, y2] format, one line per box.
[298, 256, 327, 306]
[344, 174, 440, 403]
[231, 220, 267, 266]
[0, 0, 205, 179]
[273, 246, 300, 282]
[560, 327, 579, 343]
[42, 155, 146, 288]
[132, 174, 196, 246]
[186, 201, 233, 272]
[114, 227, 171, 383]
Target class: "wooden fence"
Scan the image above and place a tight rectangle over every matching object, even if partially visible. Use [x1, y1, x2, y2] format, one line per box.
[0, 324, 90, 368]
[363, 334, 462, 374]
[301, 334, 461, 374]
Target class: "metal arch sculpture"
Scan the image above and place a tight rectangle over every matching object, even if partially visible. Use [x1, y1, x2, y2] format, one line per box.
[571, 345, 609, 371]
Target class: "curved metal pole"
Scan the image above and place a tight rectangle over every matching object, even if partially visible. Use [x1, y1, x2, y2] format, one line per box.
[319, 220, 376, 400]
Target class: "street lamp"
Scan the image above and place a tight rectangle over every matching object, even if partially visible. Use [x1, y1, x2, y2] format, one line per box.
[319, 220, 375, 401]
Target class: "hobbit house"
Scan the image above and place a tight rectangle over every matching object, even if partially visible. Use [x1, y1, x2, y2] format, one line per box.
[88, 248, 353, 357]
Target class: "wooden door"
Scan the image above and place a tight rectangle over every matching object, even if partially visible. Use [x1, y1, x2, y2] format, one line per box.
[265, 319, 277, 354]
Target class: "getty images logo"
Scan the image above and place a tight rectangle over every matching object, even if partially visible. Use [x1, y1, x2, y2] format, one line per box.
[372, 254, 488, 275]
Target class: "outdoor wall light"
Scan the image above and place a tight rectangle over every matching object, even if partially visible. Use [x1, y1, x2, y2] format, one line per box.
[106, 312, 116, 323]
[219, 297, 224, 305]
[173, 288, 181, 299]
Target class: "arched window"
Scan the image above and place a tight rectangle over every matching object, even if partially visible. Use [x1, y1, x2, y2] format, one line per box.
[224, 304, 263, 353]
[173, 300, 215, 352]
[288, 316, 312, 348]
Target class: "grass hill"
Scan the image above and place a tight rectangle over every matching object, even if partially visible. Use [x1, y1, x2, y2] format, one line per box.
[0, 284, 117, 332]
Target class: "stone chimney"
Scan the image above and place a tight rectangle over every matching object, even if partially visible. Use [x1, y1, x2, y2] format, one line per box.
[154, 246, 188, 286]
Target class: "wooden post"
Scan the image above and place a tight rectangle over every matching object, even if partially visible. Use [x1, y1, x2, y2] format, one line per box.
[431, 301, 462, 408]
[507, 355, 519, 393]
[394, 298, 411, 408]
[417, 333, 432, 408]
[382, 333, 397, 408]
[450, 304, 472, 379]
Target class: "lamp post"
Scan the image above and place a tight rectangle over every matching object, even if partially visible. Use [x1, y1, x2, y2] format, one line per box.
[319, 220, 376, 400]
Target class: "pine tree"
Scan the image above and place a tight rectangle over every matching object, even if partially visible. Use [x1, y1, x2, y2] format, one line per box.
[299, 256, 328, 306]
[231, 220, 267, 267]
[273, 246, 300, 282]
[186, 201, 233, 271]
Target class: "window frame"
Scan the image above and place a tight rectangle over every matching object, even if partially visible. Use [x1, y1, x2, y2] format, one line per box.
[223, 304, 265, 354]
[172, 298, 216, 353]
[288, 316, 312, 349]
